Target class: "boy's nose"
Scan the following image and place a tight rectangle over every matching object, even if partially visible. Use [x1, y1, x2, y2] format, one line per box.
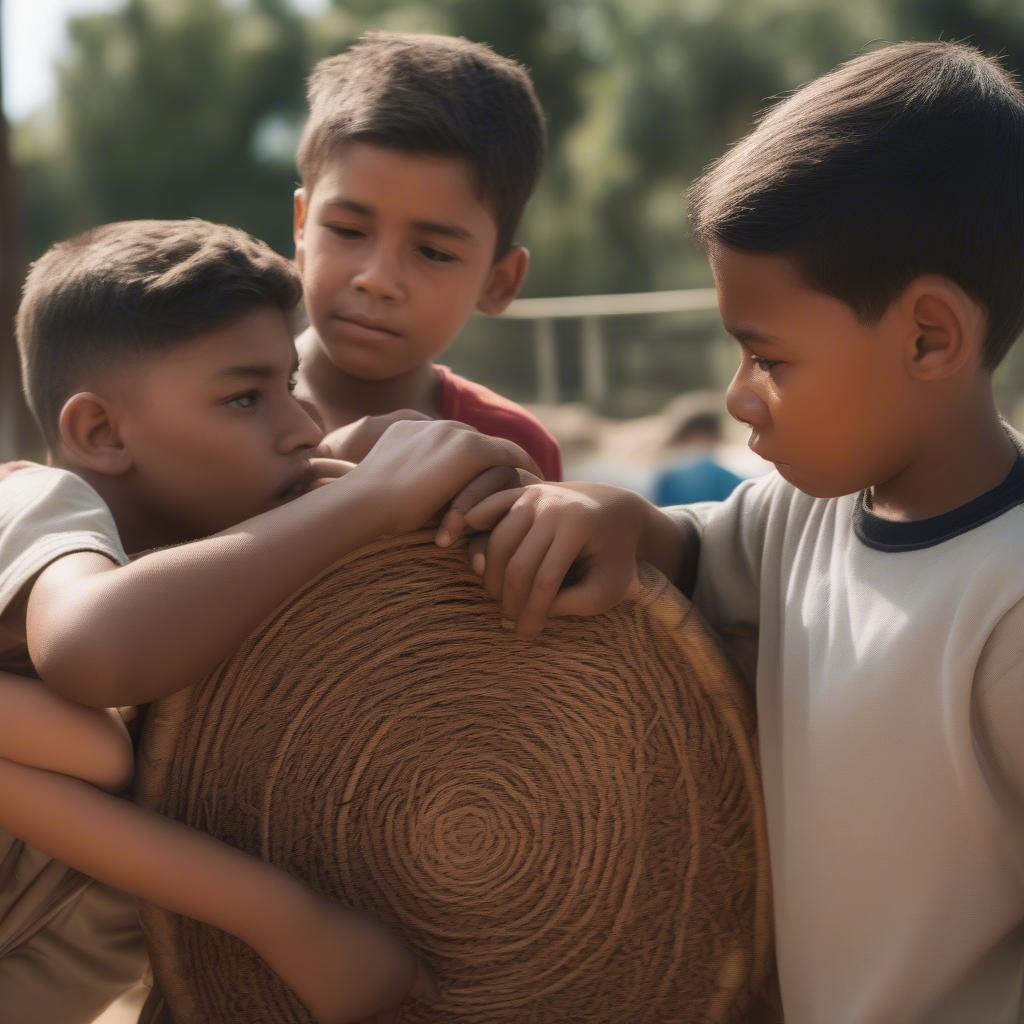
[352, 247, 403, 302]
[725, 368, 769, 428]
[281, 399, 325, 453]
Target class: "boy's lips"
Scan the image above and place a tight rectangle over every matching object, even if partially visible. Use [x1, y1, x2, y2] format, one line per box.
[747, 432, 786, 466]
[275, 464, 317, 501]
[334, 313, 401, 342]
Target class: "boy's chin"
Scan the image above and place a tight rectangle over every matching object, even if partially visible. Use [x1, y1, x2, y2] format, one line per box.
[773, 462, 858, 499]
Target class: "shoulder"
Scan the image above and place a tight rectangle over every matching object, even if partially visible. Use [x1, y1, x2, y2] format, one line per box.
[683, 468, 816, 531]
[974, 595, 1024, 805]
[435, 365, 563, 480]
[0, 464, 127, 616]
[1, 463, 111, 521]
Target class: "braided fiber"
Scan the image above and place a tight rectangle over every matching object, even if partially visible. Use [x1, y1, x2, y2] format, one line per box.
[137, 532, 770, 1023]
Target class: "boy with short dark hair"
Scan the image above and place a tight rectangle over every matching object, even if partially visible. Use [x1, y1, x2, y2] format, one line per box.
[292, 31, 563, 481]
[2, 217, 534, 1022]
[446, 42, 1024, 1021]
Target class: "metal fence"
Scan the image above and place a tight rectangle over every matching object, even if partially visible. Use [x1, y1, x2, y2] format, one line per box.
[501, 288, 721, 409]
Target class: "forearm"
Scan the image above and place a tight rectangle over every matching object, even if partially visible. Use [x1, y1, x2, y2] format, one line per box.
[0, 757, 318, 945]
[29, 475, 384, 706]
[0, 671, 133, 791]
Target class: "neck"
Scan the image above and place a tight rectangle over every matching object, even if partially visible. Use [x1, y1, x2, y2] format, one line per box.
[296, 329, 441, 431]
[868, 388, 1016, 521]
[52, 457, 180, 555]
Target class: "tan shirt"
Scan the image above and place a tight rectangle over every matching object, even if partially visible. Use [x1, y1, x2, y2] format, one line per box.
[675, 455, 1024, 1023]
[0, 464, 146, 1022]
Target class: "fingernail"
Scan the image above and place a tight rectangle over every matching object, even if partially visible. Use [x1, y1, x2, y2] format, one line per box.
[500, 618, 515, 631]
[436, 530, 450, 547]
[471, 553, 486, 575]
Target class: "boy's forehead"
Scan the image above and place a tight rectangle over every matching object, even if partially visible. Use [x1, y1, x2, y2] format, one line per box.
[308, 142, 496, 232]
[107, 309, 299, 390]
[710, 244, 846, 336]
[711, 246, 806, 307]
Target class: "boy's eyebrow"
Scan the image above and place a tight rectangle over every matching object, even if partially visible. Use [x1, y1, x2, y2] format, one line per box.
[324, 198, 476, 242]
[216, 355, 301, 380]
[726, 326, 781, 346]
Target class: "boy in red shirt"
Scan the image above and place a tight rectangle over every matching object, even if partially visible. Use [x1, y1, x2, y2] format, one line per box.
[292, 31, 562, 481]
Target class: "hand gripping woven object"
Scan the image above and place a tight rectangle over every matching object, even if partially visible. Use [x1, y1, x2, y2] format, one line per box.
[137, 532, 772, 1023]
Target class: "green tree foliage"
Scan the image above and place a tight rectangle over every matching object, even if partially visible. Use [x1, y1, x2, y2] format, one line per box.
[11, 0, 1024, 414]
[20, 0, 310, 256]
[15, 0, 1024, 292]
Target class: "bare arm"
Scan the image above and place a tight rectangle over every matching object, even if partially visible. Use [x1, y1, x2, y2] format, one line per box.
[27, 421, 538, 707]
[0, 759, 434, 1022]
[0, 670, 133, 791]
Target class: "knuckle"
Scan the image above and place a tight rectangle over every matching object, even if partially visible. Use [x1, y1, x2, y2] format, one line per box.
[533, 570, 562, 593]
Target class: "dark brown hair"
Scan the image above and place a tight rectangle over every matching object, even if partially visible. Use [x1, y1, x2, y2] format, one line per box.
[17, 218, 302, 448]
[688, 41, 1024, 369]
[297, 31, 547, 257]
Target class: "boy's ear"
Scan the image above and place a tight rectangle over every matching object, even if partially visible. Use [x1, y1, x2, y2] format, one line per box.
[293, 188, 308, 273]
[901, 275, 987, 381]
[58, 393, 133, 476]
[477, 245, 530, 316]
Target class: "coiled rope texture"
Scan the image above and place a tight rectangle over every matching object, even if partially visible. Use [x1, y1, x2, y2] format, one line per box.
[137, 532, 770, 1023]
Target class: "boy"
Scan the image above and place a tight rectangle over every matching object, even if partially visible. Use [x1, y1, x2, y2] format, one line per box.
[292, 31, 563, 481]
[444, 42, 1024, 1022]
[2, 217, 535, 1022]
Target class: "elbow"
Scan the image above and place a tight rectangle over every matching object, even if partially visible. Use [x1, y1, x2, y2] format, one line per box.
[90, 714, 136, 793]
[33, 638, 130, 710]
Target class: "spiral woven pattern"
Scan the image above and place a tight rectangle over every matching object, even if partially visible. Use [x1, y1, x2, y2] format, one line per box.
[138, 532, 770, 1023]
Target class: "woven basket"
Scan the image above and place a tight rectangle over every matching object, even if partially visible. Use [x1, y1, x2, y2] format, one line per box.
[137, 532, 771, 1023]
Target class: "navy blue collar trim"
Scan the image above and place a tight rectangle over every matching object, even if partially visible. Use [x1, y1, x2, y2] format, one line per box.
[853, 430, 1024, 552]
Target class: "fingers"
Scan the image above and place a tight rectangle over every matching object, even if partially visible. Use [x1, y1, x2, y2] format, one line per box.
[512, 529, 587, 637]
[309, 457, 355, 478]
[500, 521, 557, 623]
[435, 466, 523, 547]
[466, 534, 488, 576]
[306, 457, 355, 491]
[548, 556, 641, 619]
[461, 489, 525, 533]
[319, 410, 434, 463]
[479, 500, 536, 603]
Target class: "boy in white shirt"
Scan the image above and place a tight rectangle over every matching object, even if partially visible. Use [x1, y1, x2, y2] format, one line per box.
[443, 41, 1024, 1022]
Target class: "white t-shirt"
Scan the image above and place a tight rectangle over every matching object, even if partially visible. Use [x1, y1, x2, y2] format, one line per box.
[674, 442, 1024, 1023]
[0, 464, 146, 1021]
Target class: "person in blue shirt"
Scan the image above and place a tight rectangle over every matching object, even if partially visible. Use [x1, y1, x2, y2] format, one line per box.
[652, 411, 743, 506]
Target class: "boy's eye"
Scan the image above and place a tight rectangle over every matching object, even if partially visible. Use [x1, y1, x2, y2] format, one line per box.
[226, 392, 258, 410]
[326, 225, 365, 240]
[750, 355, 782, 372]
[419, 245, 457, 264]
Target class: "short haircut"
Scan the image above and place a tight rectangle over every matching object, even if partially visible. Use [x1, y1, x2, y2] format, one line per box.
[298, 31, 547, 257]
[17, 219, 302, 449]
[688, 41, 1024, 369]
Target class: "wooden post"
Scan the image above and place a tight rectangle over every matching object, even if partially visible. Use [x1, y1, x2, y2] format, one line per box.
[581, 315, 607, 410]
[0, 0, 39, 460]
[534, 317, 558, 406]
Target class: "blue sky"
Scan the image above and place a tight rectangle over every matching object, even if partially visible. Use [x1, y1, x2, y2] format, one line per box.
[2, 0, 325, 121]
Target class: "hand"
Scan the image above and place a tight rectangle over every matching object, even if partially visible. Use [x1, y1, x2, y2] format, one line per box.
[348, 420, 541, 537]
[454, 482, 649, 637]
[318, 410, 433, 463]
[358, 955, 439, 1023]
[307, 457, 357, 490]
[434, 466, 543, 548]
